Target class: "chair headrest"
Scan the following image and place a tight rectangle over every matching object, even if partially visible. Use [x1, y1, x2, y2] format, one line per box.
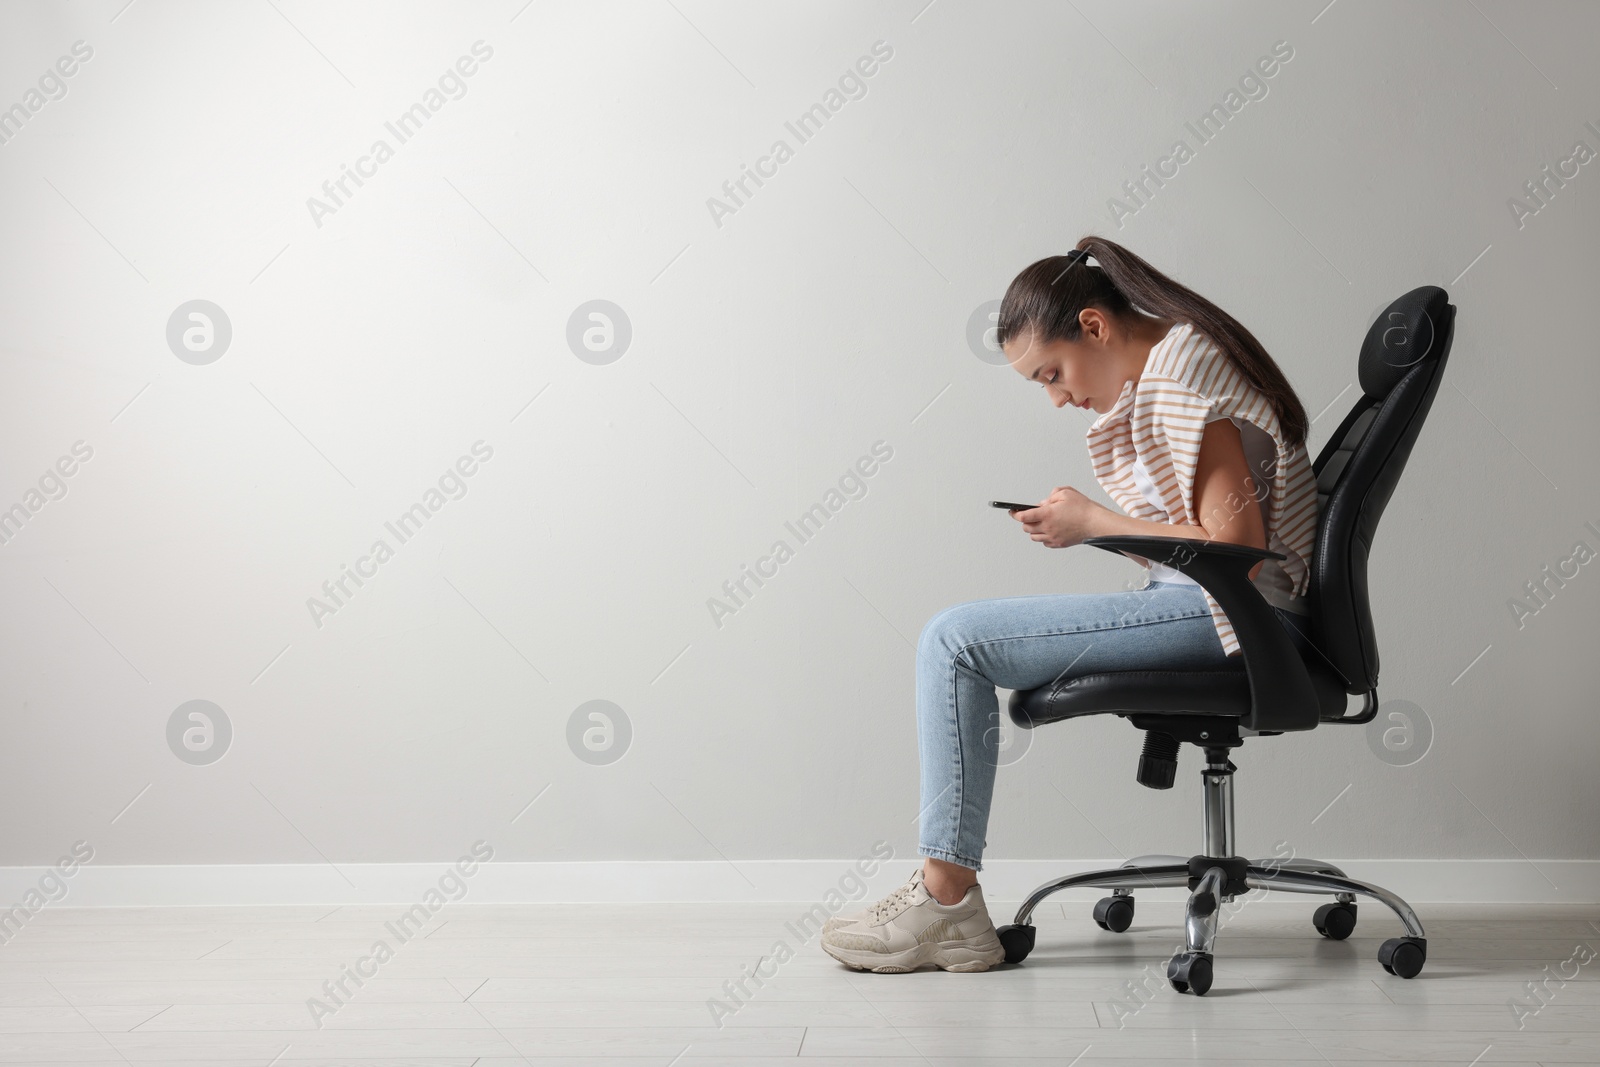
[1359, 285, 1451, 398]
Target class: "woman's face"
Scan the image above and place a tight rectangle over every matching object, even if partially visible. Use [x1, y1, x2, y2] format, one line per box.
[1002, 309, 1139, 415]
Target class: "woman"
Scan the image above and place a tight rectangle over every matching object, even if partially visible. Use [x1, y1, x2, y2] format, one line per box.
[820, 236, 1321, 973]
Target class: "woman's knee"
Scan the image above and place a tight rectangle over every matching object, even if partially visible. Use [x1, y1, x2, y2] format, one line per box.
[917, 601, 984, 663]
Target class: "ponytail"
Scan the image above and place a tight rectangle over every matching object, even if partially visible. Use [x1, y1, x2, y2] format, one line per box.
[995, 235, 1308, 447]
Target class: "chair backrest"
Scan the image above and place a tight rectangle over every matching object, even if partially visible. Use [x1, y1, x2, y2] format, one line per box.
[1305, 286, 1456, 694]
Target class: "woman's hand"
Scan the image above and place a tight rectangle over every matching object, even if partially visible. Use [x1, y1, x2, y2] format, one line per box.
[1013, 486, 1106, 549]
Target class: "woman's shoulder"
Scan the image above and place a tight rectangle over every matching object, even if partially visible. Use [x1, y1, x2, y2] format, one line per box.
[1148, 324, 1285, 429]
[1146, 321, 1233, 389]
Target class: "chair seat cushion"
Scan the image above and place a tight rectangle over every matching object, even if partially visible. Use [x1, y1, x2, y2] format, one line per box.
[1009, 667, 1251, 728]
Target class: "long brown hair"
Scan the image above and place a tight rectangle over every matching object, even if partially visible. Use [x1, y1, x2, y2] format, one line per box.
[994, 235, 1308, 447]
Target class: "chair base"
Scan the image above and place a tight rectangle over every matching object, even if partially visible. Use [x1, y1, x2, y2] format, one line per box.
[997, 857, 1428, 990]
[995, 750, 1428, 991]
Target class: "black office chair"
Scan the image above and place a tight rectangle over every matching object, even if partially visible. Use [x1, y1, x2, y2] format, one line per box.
[996, 285, 1456, 996]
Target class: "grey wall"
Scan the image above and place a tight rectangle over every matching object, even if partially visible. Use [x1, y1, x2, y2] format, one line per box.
[2, 0, 1596, 875]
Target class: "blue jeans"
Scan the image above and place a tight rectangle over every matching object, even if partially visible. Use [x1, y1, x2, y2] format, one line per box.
[914, 579, 1309, 871]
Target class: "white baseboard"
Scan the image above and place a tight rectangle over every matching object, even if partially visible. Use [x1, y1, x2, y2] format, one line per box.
[2, 859, 1597, 908]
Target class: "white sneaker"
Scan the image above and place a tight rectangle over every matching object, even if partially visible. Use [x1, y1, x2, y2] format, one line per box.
[820, 866, 1007, 973]
[822, 867, 938, 936]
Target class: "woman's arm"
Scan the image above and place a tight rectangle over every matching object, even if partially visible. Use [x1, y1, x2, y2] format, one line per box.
[1089, 418, 1270, 580]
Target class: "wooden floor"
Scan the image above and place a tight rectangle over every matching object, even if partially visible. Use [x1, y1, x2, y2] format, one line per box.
[2, 897, 1598, 1064]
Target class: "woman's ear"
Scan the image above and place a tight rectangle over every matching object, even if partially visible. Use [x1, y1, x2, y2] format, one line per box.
[1077, 306, 1109, 342]
[1076, 307, 1096, 337]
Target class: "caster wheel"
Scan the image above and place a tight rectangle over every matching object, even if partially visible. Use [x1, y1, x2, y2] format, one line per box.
[1378, 936, 1427, 978]
[995, 923, 1035, 964]
[1313, 902, 1358, 940]
[1093, 895, 1135, 933]
[1166, 951, 1214, 996]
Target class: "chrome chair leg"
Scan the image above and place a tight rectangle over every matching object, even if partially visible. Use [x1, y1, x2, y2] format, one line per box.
[1250, 858, 1356, 904]
[1011, 863, 1188, 926]
[1109, 855, 1187, 899]
[1185, 866, 1226, 955]
[1244, 865, 1426, 938]
[1252, 857, 1347, 877]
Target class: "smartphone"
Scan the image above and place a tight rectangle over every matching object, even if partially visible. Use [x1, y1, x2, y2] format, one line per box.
[990, 500, 1038, 512]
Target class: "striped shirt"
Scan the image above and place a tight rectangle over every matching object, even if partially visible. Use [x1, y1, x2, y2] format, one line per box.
[1085, 322, 1319, 657]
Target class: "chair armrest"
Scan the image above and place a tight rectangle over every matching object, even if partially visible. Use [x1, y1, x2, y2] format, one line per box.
[1082, 535, 1320, 733]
